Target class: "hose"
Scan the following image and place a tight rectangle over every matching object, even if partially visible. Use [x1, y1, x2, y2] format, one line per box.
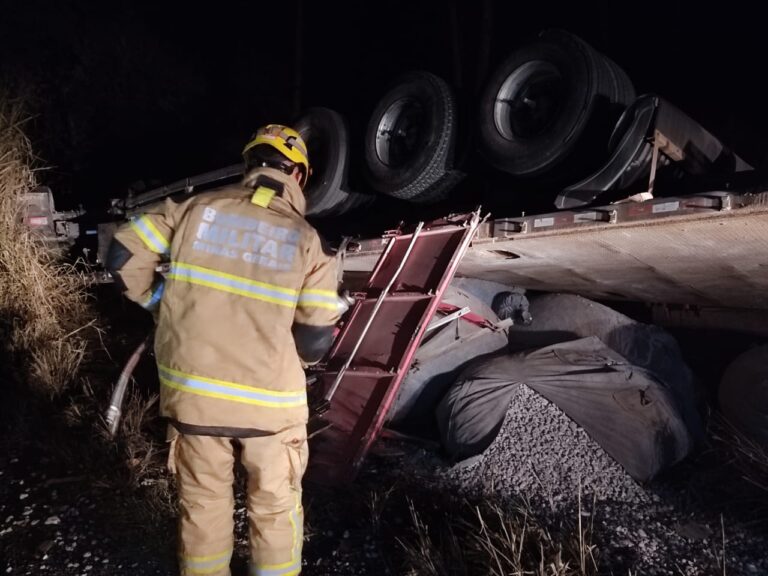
[105, 333, 152, 437]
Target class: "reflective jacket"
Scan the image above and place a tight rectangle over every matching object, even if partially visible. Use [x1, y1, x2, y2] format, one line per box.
[108, 168, 340, 434]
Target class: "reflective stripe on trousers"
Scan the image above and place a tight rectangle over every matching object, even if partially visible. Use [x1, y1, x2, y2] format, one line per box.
[173, 435, 236, 576]
[170, 430, 307, 576]
[250, 493, 302, 576]
[181, 549, 233, 575]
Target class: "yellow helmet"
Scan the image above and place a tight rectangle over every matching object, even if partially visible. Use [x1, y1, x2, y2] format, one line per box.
[242, 124, 310, 186]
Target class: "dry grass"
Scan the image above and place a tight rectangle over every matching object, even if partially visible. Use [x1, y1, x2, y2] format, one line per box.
[398, 495, 599, 576]
[0, 94, 91, 396]
[340, 478, 601, 576]
[0, 92, 175, 537]
[56, 363, 175, 520]
[711, 412, 768, 496]
[111, 387, 176, 520]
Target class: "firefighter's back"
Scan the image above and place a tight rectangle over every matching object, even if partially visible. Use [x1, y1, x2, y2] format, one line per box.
[155, 169, 335, 433]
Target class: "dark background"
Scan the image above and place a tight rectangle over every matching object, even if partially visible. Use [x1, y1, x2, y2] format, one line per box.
[1, 0, 766, 212]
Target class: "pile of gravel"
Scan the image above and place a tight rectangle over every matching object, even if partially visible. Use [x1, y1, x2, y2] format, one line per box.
[439, 383, 648, 509]
[408, 383, 768, 576]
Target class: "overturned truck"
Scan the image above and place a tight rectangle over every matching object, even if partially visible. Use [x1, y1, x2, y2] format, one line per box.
[87, 29, 767, 483]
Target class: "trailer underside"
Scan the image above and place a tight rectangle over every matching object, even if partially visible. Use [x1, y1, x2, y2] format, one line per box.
[342, 190, 768, 311]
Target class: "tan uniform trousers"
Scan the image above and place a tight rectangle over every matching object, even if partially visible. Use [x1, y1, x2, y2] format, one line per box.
[168, 426, 307, 576]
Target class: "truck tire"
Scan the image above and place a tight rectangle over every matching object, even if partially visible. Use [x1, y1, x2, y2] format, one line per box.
[335, 189, 376, 216]
[602, 54, 635, 110]
[408, 170, 466, 204]
[295, 107, 358, 218]
[479, 29, 634, 181]
[364, 71, 457, 200]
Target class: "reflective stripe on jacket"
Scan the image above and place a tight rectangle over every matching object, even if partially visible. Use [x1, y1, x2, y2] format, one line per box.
[111, 168, 340, 432]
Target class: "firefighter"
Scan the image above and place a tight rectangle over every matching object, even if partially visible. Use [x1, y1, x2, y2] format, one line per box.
[106, 124, 340, 576]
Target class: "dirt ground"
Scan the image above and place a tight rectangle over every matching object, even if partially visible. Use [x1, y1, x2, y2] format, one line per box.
[2, 288, 767, 576]
[0, 429, 404, 576]
[2, 418, 767, 576]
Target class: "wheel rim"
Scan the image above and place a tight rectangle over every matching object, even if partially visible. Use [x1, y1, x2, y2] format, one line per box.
[375, 97, 426, 168]
[494, 61, 564, 140]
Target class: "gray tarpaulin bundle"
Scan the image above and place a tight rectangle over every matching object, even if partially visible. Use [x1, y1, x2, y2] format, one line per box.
[389, 284, 509, 425]
[507, 294, 701, 432]
[437, 336, 700, 482]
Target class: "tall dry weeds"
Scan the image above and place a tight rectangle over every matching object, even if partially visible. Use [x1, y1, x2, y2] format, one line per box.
[387, 486, 600, 576]
[0, 94, 90, 396]
[711, 413, 768, 497]
[0, 93, 175, 537]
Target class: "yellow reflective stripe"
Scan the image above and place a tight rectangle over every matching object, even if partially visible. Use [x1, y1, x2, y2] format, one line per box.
[298, 288, 339, 310]
[288, 493, 299, 565]
[158, 365, 307, 408]
[251, 494, 302, 576]
[251, 186, 276, 208]
[300, 289, 337, 296]
[141, 216, 170, 251]
[186, 560, 231, 575]
[174, 262, 298, 296]
[168, 262, 299, 308]
[188, 565, 229, 575]
[168, 273, 294, 307]
[185, 550, 233, 563]
[160, 378, 307, 409]
[130, 215, 169, 254]
[251, 561, 300, 575]
[251, 569, 300, 576]
[130, 220, 159, 253]
[159, 365, 305, 397]
[297, 301, 338, 310]
[182, 548, 232, 574]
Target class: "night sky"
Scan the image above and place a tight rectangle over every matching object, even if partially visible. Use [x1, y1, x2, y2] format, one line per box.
[1, 0, 766, 213]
